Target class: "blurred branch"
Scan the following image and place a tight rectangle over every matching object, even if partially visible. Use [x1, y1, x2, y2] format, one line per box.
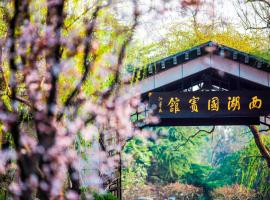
[8, 94, 32, 108]
[57, 3, 108, 121]
[65, 0, 112, 30]
[7, 0, 20, 150]
[7, 1, 35, 200]
[101, 0, 139, 100]
[46, 0, 65, 117]
[0, 39, 7, 90]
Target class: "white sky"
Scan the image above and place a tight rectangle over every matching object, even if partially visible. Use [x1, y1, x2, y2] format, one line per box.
[133, 0, 247, 44]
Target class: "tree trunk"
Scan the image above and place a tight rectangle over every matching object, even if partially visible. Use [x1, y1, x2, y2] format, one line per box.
[249, 125, 270, 168]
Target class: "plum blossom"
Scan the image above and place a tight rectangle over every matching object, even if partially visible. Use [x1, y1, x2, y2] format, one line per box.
[0, 149, 16, 174]
[0, 0, 175, 199]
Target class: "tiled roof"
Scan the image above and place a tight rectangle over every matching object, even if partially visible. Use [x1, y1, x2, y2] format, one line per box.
[133, 41, 270, 81]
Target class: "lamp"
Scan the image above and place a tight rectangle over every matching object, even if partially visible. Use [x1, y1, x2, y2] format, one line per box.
[257, 61, 262, 68]
[197, 47, 201, 56]
[220, 48, 225, 57]
[233, 52, 237, 60]
[245, 55, 249, 63]
[173, 56, 177, 65]
[148, 64, 153, 74]
[161, 61, 165, 69]
[185, 52, 189, 60]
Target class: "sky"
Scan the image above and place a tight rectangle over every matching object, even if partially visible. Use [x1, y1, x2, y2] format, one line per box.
[132, 0, 250, 44]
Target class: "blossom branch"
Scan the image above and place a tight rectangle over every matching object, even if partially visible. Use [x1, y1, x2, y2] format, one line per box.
[57, 4, 104, 121]
[46, 0, 65, 117]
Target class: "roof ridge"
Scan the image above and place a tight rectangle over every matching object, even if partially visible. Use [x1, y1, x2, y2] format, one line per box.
[132, 41, 270, 82]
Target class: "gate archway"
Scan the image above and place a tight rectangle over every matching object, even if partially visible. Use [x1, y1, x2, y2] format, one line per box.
[109, 41, 270, 199]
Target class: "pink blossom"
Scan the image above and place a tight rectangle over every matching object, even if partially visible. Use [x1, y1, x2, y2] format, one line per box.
[9, 182, 22, 196]
[66, 190, 80, 200]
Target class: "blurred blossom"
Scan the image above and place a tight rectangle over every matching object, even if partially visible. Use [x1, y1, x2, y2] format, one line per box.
[81, 125, 99, 141]
[9, 182, 22, 196]
[66, 190, 80, 200]
[0, 150, 16, 174]
[0, 0, 167, 199]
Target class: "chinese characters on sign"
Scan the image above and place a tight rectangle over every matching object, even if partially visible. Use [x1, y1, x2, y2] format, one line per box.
[249, 96, 262, 110]
[149, 91, 270, 119]
[167, 97, 180, 113]
[189, 96, 200, 112]
[208, 97, 219, 111]
[228, 96, 240, 111]
[158, 97, 163, 113]
[160, 96, 261, 113]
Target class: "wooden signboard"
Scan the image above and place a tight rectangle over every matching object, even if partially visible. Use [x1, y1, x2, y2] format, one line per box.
[148, 91, 270, 126]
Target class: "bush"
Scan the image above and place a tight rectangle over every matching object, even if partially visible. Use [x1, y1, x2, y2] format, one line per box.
[123, 184, 157, 200]
[160, 183, 204, 200]
[211, 184, 262, 200]
[123, 183, 203, 200]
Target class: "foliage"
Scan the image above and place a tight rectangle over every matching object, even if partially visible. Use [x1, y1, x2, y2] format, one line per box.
[146, 127, 209, 183]
[184, 163, 214, 188]
[123, 126, 270, 199]
[127, 22, 270, 74]
[0, 0, 269, 199]
[122, 126, 211, 185]
[237, 135, 270, 198]
[122, 0, 270, 199]
[207, 153, 242, 188]
[93, 192, 119, 200]
[122, 137, 153, 190]
[124, 138, 153, 167]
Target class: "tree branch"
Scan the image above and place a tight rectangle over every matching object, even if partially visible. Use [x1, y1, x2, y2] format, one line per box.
[175, 126, 215, 150]
[46, 0, 65, 117]
[247, 0, 270, 7]
[249, 125, 270, 168]
[101, 0, 139, 100]
[8, 0, 20, 150]
[57, 3, 106, 121]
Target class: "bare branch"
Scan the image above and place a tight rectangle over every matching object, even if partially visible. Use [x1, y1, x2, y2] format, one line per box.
[235, 0, 270, 31]
[247, 0, 270, 7]
[175, 126, 215, 149]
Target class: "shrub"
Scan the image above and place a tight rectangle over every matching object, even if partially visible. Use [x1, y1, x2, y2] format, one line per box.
[123, 183, 203, 200]
[211, 184, 262, 200]
[160, 183, 204, 200]
[123, 184, 157, 200]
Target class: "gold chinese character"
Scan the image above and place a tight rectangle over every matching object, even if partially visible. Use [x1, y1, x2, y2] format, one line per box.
[228, 96, 240, 111]
[158, 97, 163, 113]
[189, 96, 200, 112]
[208, 97, 219, 111]
[168, 97, 180, 113]
[249, 96, 262, 110]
